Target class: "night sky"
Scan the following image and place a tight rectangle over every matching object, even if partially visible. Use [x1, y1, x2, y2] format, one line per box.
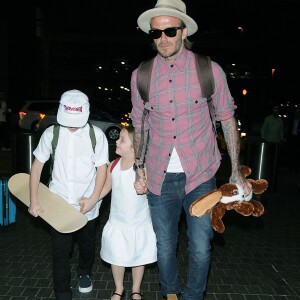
[5, 0, 299, 62]
[1, 0, 299, 109]
[44, 0, 298, 37]
[43, 0, 299, 67]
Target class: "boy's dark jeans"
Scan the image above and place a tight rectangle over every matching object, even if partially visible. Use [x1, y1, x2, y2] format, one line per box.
[50, 218, 97, 295]
[54, 290, 72, 300]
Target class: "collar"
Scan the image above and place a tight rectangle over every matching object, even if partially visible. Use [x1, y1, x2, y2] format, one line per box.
[60, 123, 87, 137]
[156, 47, 190, 74]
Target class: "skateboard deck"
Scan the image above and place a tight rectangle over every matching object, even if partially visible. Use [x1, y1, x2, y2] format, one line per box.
[8, 173, 88, 233]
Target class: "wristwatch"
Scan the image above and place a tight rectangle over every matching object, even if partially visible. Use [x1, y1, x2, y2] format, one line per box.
[133, 163, 144, 171]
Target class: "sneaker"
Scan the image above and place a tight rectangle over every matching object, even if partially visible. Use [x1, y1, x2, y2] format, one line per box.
[79, 275, 93, 293]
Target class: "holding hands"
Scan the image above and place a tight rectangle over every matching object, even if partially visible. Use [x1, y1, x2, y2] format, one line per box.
[134, 167, 147, 195]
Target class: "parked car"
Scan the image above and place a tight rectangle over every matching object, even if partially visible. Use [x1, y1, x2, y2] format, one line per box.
[36, 109, 123, 141]
[18, 100, 59, 131]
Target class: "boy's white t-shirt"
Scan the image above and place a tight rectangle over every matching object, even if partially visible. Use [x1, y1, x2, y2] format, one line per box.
[33, 124, 109, 221]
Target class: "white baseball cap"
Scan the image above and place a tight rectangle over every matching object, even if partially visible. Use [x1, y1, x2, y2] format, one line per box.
[57, 89, 90, 127]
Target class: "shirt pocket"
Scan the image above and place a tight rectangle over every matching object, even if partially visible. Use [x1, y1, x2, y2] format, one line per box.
[75, 155, 95, 179]
[146, 91, 171, 115]
[173, 96, 207, 118]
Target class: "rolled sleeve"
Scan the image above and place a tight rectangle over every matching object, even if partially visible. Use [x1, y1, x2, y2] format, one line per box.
[33, 126, 53, 163]
[130, 69, 150, 130]
[212, 62, 237, 121]
[93, 126, 109, 167]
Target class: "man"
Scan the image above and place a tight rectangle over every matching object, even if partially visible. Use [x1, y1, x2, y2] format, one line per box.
[0, 91, 10, 151]
[288, 108, 300, 173]
[261, 106, 284, 143]
[29, 90, 109, 299]
[130, 0, 251, 299]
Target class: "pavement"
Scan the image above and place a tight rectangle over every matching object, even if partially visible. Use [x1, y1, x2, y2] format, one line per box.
[0, 138, 300, 300]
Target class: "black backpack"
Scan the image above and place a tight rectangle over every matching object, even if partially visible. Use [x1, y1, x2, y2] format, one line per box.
[136, 53, 215, 160]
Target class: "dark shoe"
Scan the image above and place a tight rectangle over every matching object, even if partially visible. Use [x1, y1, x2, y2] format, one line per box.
[111, 291, 125, 299]
[78, 275, 92, 293]
[131, 292, 143, 300]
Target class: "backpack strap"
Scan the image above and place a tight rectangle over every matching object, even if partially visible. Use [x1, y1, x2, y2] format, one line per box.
[51, 124, 60, 162]
[88, 121, 96, 152]
[135, 58, 154, 160]
[51, 122, 96, 157]
[49, 123, 96, 184]
[194, 53, 216, 134]
[135, 54, 216, 160]
[110, 156, 121, 173]
[48, 124, 60, 184]
[137, 58, 154, 103]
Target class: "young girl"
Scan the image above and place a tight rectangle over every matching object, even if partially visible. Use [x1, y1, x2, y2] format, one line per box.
[100, 125, 157, 300]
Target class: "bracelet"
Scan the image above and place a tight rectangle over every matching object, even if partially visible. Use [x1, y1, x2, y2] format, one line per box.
[133, 163, 144, 171]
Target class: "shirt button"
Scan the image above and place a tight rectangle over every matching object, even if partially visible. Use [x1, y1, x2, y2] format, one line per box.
[164, 170, 166, 173]
[151, 106, 153, 109]
[170, 64, 174, 68]
[170, 100, 173, 103]
[172, 118, 175, 121]
[169, 79, 172, 83]
[195, 100, 198, 104]
[173, 136, 176, 139]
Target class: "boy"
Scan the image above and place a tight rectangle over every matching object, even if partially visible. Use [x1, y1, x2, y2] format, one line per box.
[28, 89, 109, 300]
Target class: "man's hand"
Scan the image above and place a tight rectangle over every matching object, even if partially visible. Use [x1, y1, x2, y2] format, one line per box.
[230, 171, 252, 196]
[134, 168, 147, 194]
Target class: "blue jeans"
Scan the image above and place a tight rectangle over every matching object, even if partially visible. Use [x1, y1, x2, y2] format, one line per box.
[147, 173, 215, 300]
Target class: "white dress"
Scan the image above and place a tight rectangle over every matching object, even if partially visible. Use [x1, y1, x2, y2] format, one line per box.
[100, 158, 157, 267]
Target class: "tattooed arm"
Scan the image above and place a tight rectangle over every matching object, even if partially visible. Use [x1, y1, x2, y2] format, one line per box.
[221, 116, 252, 195]
[134, 129, 148, 166]
[133, 129, 148, 194]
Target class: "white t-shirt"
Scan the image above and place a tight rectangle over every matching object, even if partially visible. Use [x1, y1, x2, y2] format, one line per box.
[167, 147, 184, 173]
[33, 124, 109, 220]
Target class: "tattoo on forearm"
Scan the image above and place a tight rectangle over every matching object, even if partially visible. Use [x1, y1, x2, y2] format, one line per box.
[222, 117, 240, 173]
[134, 130, 141, 152]
[134, 130, 142, 159]
[140, 130, 149, 162]
[134, 130, 148, 163]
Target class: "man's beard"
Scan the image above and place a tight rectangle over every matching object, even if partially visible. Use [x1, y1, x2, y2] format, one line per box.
[152, 39, 182, 59]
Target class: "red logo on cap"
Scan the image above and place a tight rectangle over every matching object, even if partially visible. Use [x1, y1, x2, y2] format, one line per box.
[64, 105, 82, 112]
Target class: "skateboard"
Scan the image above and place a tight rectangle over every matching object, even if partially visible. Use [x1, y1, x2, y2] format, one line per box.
[8, 173, 88, 233]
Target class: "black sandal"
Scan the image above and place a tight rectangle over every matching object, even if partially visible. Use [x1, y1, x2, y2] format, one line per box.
[110, 291, 125, 299]
[131, 292, 143, 300]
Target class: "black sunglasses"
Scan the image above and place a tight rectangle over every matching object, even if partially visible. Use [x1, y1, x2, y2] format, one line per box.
[149, 27, 182, 39]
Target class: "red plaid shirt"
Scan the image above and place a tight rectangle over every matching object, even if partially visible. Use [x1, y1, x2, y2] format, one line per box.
[130, 48, 236, 195]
